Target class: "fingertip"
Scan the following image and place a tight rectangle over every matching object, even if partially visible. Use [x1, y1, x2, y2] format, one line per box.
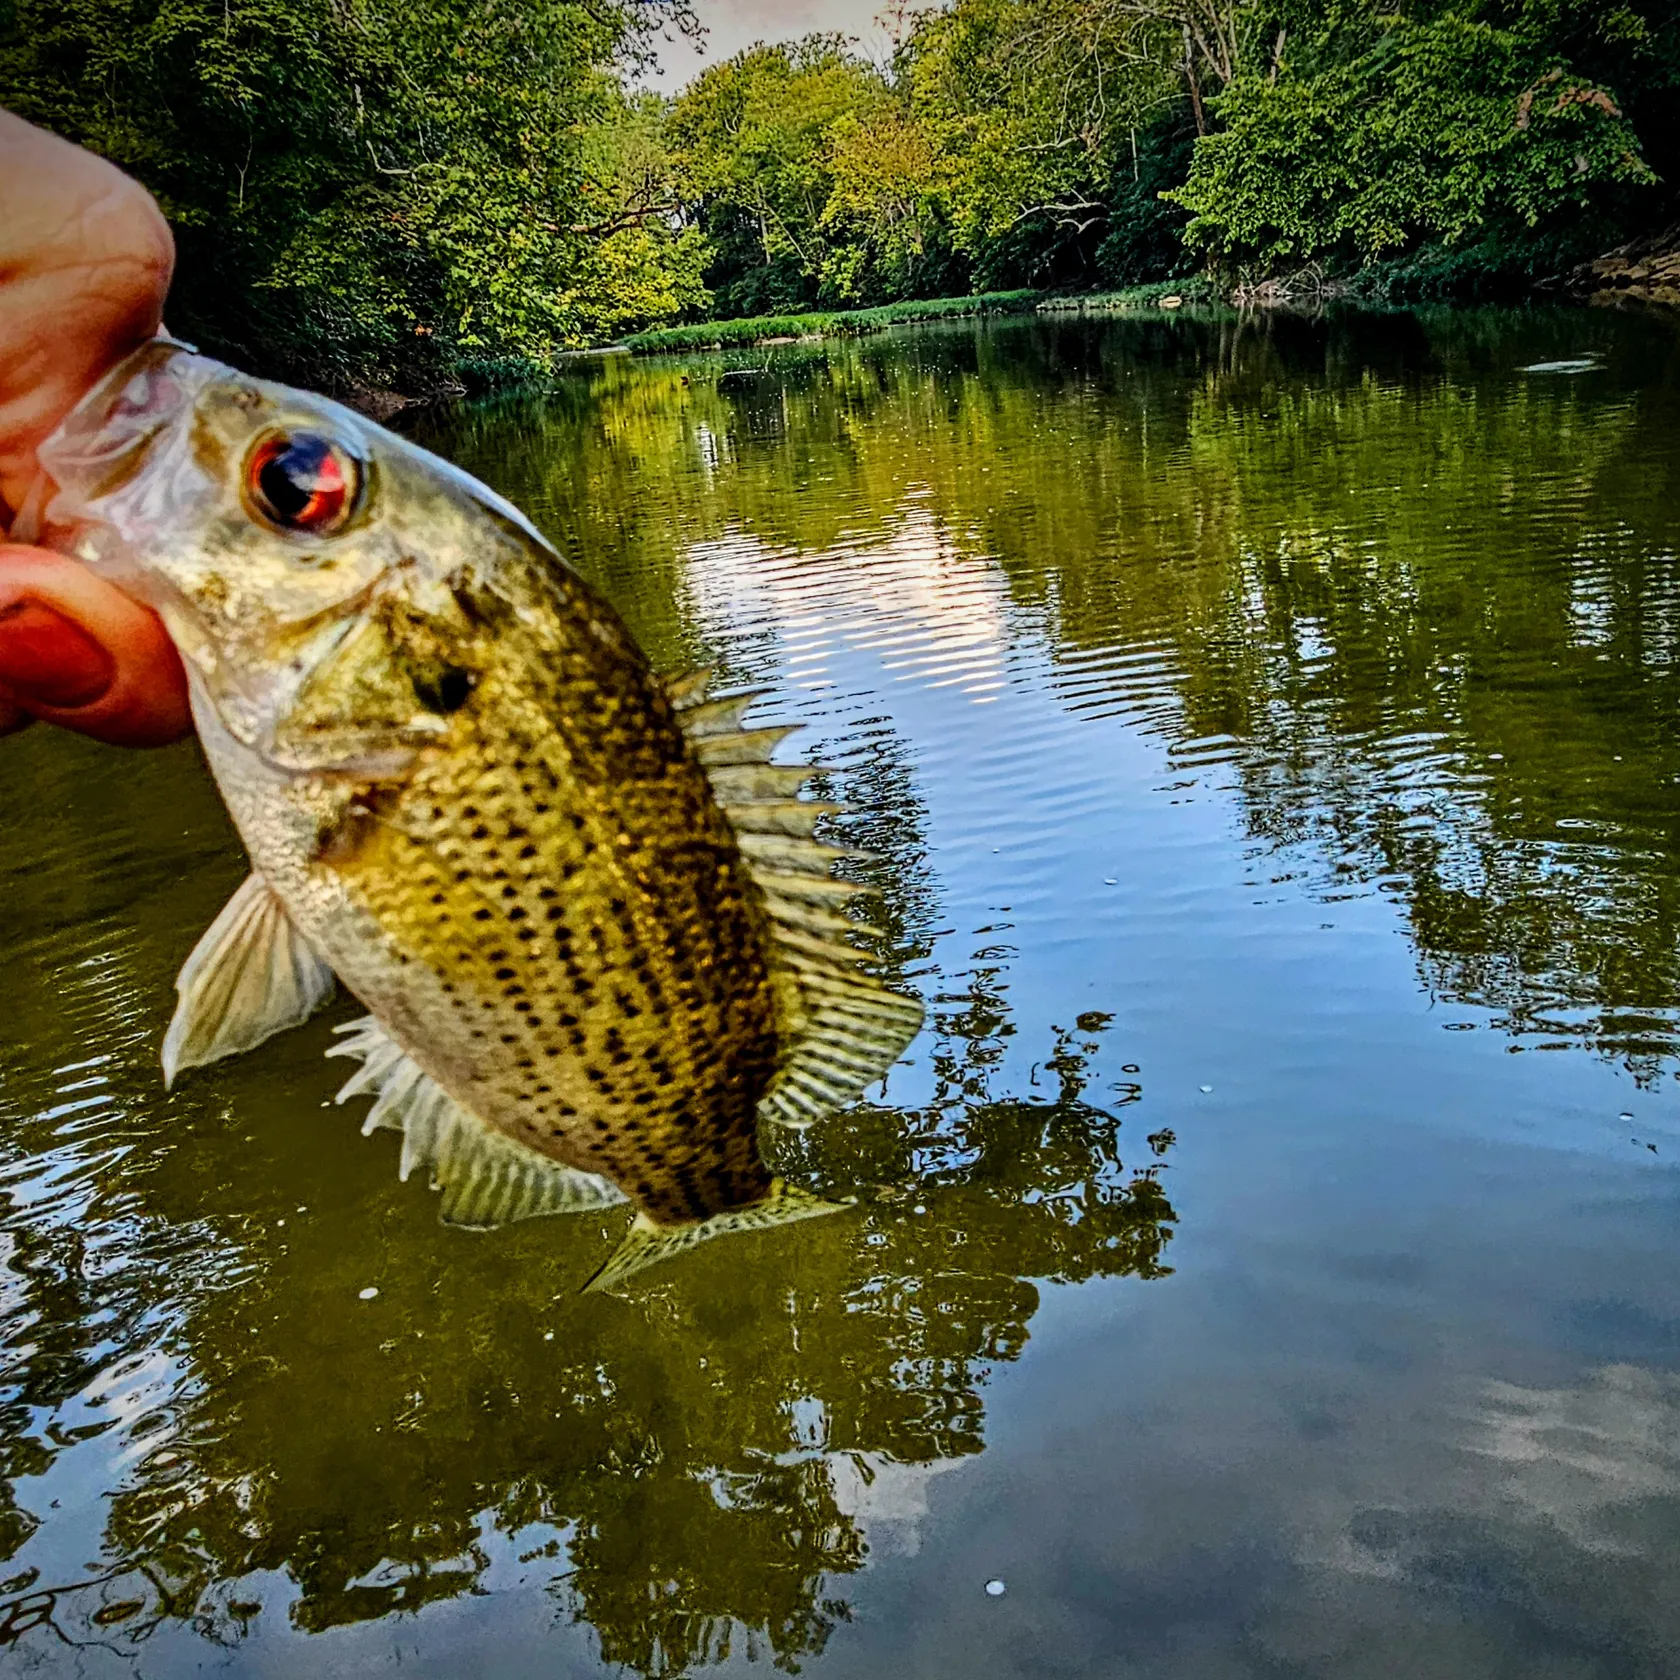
[0, 545, 192, 747]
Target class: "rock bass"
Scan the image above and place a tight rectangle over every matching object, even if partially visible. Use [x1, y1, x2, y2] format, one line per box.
[40, 341, 923, 1287]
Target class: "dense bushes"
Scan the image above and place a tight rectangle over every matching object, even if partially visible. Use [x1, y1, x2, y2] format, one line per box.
[4, 0, 1674, 391]
[0, 0, 704, 391]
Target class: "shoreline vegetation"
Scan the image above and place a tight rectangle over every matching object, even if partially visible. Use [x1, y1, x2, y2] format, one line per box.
[4, 1, 1675, 400]
[618, 282, 1220, 355]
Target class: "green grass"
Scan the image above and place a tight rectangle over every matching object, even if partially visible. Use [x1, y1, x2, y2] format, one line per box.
[1035, 277, 1222, 312]
[620, 290, 1043, 354]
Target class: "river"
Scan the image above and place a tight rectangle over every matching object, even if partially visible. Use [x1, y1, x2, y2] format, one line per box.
[3, 304, 1680, 1676]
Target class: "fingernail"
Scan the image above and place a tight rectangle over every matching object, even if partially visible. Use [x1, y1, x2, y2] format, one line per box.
[0, 600, 116, 709]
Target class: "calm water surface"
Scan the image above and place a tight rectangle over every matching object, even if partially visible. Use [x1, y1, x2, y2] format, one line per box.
[5, 307, 1680, 1677]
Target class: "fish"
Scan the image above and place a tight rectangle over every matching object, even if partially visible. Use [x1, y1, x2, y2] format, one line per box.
[39, 339, 924, 1287]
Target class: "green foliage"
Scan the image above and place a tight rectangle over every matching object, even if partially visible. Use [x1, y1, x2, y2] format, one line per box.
[669, 36, 889, 314]
[0, 0, 705, 391]
[621, 290, 1042, 355]
[1165, 3, 1658, 271]
[903, 0, 1182, 282]
[677, 0, 1674, 323]
[4, 0, 1674, 392]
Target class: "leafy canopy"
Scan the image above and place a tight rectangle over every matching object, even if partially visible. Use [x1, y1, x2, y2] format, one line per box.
[0, 0, 704, 389]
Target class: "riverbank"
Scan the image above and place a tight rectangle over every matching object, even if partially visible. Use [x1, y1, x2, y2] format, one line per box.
[375, 246, 1680, 407]
[620, 291, 1040, 354]
[1577, 224, 1680, 308]
[618, 282, 1232, 356]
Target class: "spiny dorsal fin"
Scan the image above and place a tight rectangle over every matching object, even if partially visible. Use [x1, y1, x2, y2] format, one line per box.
[163, 872, 337, 1087]
[680, 690, 773, 738]
[328, 1017, 625, 1227]
[663, 667, 717, 710]
[709, 763, 830, 802]
[721, 799, 843, 839]
[585, 1180, 846, 1293]
[662, 671, 926, 1132]
[693, 725, 801, 767]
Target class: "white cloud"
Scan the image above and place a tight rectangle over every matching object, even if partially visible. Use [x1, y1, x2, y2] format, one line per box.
[647, 0, 902, 88]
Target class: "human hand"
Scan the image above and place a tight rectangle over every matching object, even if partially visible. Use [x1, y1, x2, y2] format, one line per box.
[0, 109, 190, 746]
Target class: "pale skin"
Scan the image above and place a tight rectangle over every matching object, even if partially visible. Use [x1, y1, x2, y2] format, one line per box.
[0, 108, 190, 745]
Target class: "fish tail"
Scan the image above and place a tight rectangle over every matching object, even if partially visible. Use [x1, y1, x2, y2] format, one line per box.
[584, 1179, 847, 1294]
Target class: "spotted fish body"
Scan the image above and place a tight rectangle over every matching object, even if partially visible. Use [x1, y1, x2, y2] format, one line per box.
[41, 341, 923, 1280]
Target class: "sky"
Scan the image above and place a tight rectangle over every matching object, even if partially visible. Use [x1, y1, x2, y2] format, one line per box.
[648, 0, 901, 87]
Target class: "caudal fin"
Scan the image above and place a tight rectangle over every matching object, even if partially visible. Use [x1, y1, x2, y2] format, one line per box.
[585, 1180, 846, 1294]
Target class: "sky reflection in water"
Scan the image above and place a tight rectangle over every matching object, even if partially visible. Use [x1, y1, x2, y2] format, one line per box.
[3, 304, 1680, 1677]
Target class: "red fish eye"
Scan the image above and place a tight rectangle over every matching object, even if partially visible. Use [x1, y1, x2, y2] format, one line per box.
[246, 432, 362, 535]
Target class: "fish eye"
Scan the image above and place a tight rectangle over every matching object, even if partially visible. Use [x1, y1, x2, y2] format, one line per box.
[245, 430, 364, 537]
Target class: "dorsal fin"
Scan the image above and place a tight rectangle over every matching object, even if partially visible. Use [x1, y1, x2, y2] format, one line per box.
[663, 669, 925, 1130]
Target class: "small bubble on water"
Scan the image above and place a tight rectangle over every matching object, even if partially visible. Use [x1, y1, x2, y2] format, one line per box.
[543, 1331, 554, 1341]
[1199, 1085, 1214, 1094]
[1103, 878, 1117, 886]
[358, 1287, 379, 1301]
[913, 1205, 927, 1215]
[1621, 1112, 1635, 1121]
[985, 1579, 1006, 1597]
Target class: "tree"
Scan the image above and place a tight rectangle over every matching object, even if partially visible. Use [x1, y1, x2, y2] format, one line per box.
[902, 0, 1187, 287]
[0, 0, 704, 392]
[669, 36, 887, 315]
[1165, 0, 1660, 274]
[820, 104, 948, 302]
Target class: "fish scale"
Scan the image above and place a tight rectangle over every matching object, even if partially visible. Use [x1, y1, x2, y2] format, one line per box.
[318, 617, 783, 1223]
[39, 338, 925, 1285]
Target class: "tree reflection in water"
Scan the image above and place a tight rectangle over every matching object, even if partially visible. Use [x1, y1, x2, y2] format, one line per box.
[0, 695, 1170, 1674]
[6, 301, 1680, 1671]
[1, 995, 1171, 1672]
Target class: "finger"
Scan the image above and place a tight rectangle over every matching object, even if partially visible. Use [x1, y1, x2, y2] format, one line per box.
[0, 545, 190, 747]
[0, 111, 174, 520]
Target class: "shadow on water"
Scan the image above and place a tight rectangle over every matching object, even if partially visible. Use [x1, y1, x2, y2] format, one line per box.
[4, 302, 1680, 1673]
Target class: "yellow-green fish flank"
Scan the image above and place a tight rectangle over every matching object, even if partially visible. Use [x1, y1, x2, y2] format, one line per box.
[39, 341, 924, 1280]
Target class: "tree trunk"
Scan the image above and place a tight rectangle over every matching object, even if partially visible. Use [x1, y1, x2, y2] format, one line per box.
[1183, 25, 1207, 137]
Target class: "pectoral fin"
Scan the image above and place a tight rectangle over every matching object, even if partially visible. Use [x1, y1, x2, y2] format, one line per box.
[163, 872, 337, 1087]
[585, 1180, 846, 1294]
[328, 1017, 625, 1227]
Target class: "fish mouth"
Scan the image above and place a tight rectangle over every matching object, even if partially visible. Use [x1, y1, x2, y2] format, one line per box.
[41, 339, 210, 560]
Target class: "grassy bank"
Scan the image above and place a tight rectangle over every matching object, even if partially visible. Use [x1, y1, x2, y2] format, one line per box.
[620, 290, 1041, 354]
[1035, 278, 1223, 313]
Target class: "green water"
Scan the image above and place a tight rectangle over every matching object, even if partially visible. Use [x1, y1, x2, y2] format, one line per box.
[5, 306, 1680, 1677]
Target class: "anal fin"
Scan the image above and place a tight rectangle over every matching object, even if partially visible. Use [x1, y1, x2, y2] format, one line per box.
[328, 1017, 625, 1228]
[163, 872, 336, 1087]
[585, 1180, 845, 1293]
